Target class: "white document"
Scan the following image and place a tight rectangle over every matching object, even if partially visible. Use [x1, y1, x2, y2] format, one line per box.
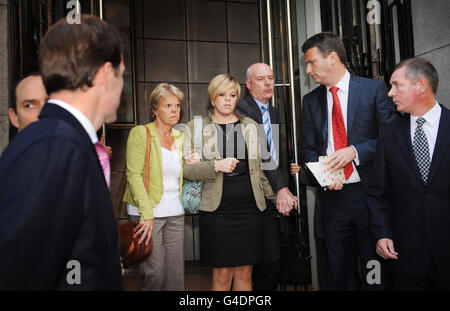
[306, 156, 347, 187]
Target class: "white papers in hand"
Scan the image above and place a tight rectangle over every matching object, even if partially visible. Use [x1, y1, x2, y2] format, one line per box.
[306, 156, 347, 187]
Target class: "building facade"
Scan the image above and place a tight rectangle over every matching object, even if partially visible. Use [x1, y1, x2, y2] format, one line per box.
[0, 0, 449, 290]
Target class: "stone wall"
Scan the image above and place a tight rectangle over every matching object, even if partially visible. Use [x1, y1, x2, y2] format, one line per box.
[411, 0, 450, 108]
[0, 0, 9, 154]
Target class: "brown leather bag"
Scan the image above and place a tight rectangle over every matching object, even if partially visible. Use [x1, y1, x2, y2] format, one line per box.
[115, 125, 153, 268]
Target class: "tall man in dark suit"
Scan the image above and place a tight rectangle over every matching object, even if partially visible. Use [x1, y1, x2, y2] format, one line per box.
[300, 32, 398, 290]
[367, 58, 450, 290]
[0, 15, 124, 290]
[236, 62, 298, 291]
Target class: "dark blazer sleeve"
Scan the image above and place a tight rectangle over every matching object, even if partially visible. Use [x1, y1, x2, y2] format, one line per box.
[353, 80, 398, 166]
[301, 92, 321, 163]
[366, 127, 393, 242]
[299, 92, 324, 188]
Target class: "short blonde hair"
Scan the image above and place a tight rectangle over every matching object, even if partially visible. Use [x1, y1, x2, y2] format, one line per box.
[148, 83, 184, 116]
[207, 74, 241, 105]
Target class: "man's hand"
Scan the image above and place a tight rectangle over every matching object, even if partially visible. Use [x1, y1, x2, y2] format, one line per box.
[290, 163, 300, 176]
[327, 180, 343, 191]
[326, 146, 356, 172]
[276, 187, 298, 216]
[376, 238, 398, 260]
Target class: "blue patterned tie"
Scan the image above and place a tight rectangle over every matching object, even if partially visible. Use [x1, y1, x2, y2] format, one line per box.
[261, 105, 278, 166]
[412, 117, 430, 184]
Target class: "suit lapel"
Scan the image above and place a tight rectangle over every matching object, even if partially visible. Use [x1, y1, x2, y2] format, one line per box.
[244, 94, 264, 124]
[395, 116, 424, 184]
[347, 75, 361, 135]
[427, 106, 450, 185]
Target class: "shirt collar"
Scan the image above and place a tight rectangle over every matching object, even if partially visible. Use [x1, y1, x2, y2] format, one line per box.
[252, 96, 269, 112]
[411, 101, 441, 128]
[47, 99, 99, 143]
[326, 70, 350, 93]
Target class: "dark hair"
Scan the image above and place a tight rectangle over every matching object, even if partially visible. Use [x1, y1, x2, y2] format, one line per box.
[301, 32, 347, 65]
[10, 72, 42, 110]
[394, 58, 439, 94]
[39, 14, 124, 95]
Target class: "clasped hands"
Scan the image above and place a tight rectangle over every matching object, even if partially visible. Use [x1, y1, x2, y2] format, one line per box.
[184, 152, 239, 173]
[214, 159, 298, 216]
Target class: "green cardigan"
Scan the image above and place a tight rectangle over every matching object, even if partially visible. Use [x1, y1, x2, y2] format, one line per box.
[122, 122, 184, 220]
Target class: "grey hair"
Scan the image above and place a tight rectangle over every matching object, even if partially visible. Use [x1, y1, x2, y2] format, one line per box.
[246, 66, 253, 80]
[394, 58, 439, 94]
[246, 63, 272, 81]
[148, 83, 184, 119]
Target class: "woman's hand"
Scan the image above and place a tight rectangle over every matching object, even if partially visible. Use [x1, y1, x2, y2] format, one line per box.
[184, 151, 201, 165]
[215, 158, 239, 173]
[290, 163, 300, 176]
[134, 219, 154, 246]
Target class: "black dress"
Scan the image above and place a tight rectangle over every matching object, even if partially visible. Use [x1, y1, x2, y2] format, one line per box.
[199, 120, 264, 268]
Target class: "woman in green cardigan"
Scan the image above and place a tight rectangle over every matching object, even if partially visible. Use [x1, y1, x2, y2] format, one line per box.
[183, 74, 276, 291]
[123, 83, 197, 291]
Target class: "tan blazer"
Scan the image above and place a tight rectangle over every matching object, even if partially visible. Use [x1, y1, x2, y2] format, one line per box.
[183, 111, 276, 212]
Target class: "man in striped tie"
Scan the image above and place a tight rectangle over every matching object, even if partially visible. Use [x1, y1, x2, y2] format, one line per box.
[301, 32, 398, 290]
[237, 62, 298, 291]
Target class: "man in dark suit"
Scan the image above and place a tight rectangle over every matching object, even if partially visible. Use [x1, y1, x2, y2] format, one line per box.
[367, 58, 450, 290]
[300, 32, 398, 290]
[0, 15, 124, 290]
[236, 62, 298, 291]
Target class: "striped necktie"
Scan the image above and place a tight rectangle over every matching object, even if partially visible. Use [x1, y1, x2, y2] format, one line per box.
[261, 105, 278, 166]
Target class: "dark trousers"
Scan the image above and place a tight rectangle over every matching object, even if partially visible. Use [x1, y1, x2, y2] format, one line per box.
[314, 192, 329, 291]
[320, 183, 383, 291]
[392, 257, 450, 291]
[253, 202, 281, 291]
[315, 235, 329, 290]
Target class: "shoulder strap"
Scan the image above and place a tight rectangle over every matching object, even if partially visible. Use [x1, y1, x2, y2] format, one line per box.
[114, 125, 151, 218]
[144, 125, 151, 193]
[194, 116, 203, 161]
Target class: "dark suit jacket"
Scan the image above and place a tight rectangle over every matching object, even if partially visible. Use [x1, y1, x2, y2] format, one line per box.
[0, 103, 123, 290]
[237, 93, 287, 194]
[367, 105, 450, 279]
[301, 74, 398, 189]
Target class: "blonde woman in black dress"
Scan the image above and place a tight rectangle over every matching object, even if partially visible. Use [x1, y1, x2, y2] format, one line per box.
[183, 74, 276, 290]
